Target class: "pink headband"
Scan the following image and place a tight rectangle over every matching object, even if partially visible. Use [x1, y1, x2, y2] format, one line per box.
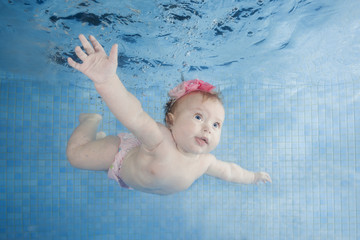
[168, 79, 216, 100]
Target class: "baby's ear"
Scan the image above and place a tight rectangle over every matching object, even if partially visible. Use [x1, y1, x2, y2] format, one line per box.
[166, 113, 174, 127]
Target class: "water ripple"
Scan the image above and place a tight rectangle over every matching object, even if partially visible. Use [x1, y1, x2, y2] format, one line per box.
[1, 0, 359, 88]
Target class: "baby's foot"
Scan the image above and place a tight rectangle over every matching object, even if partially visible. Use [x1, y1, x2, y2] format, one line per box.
[79, 113, 102, 124]
[96, 131, 107, 140]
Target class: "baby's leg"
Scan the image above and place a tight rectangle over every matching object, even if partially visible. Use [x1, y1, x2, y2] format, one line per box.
[66, 113, 120, 170]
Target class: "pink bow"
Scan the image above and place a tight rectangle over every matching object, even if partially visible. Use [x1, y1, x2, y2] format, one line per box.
[168, 79, 216, 100]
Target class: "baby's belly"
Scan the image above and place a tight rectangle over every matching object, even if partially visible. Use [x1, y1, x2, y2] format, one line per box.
[120, 151, 193, 195]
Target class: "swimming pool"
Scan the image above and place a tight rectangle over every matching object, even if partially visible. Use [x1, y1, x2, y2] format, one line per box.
[1, 0, 359, 239]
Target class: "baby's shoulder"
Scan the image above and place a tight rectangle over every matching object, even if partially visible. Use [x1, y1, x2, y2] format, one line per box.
[147, 122, 175, 151]
[198, 153, 217, 166]
[156, 122, 172, 138]
[156, 122, 168, 130]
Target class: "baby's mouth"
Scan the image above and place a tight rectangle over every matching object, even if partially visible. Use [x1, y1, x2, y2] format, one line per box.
[195, 136, 208, 146]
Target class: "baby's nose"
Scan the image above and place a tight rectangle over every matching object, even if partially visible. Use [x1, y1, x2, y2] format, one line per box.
[203, 124, 211, 133]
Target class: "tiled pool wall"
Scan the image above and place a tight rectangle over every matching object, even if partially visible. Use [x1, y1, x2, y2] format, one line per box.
[0, 76, 359, 239]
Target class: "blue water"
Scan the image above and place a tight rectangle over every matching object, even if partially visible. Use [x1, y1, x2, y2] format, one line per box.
[1, 0, 359, 239]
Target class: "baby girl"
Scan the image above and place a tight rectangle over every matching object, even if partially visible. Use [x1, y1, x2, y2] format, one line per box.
[66, 34, 271, 195]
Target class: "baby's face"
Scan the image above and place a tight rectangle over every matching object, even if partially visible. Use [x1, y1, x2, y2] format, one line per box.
[169, 92, 225, 156]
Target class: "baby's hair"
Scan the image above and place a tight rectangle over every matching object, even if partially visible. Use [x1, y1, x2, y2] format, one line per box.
[164, 90, 223, 126]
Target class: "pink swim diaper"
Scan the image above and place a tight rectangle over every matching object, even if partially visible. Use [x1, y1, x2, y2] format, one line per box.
[108, 133, 141, 189]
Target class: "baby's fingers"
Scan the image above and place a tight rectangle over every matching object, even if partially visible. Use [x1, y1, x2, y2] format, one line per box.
[109, 43, 118, 65]
[254, 172, 272, 184]
[75, 46, 87, 61]
[89, 35, 105, 53]
[67, 57, 81, 71]
[262, 172, 272, 183]
[79, 34, 95, 55]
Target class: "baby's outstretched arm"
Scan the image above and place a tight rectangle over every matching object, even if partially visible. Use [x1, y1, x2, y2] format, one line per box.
[68, 34, 163, 150]
[206, 156, 272, 184]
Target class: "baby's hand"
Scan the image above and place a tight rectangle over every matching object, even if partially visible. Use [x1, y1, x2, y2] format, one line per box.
[253, 172, 272, 184]
[68, 34, 118, 84]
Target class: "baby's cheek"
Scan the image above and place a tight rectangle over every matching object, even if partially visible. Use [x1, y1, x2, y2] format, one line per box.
[183, 122, 197, 133]
[213, 133, 221, 146]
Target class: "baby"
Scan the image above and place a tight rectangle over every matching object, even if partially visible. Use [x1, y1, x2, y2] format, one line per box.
[66, 34, 271, 195]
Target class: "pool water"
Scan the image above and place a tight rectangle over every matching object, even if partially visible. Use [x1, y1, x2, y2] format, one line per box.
[0, 0, 359, 239]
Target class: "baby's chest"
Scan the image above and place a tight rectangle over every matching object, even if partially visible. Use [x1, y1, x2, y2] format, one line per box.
[148, 156, 207, 184]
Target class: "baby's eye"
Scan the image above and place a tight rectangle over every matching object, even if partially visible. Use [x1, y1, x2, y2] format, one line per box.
[213, 122, 221, 128]
[194, 114, 202, 121]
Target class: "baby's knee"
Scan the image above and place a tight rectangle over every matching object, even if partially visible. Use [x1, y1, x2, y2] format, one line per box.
[66, 145, 80, 168]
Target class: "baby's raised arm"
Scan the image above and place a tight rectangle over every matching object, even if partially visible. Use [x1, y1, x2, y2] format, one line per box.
[68, 34, 163, 150]
[206, 155, 271, 184]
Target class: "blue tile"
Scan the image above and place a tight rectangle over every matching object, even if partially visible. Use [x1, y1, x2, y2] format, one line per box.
[1, 43, 360, 240]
